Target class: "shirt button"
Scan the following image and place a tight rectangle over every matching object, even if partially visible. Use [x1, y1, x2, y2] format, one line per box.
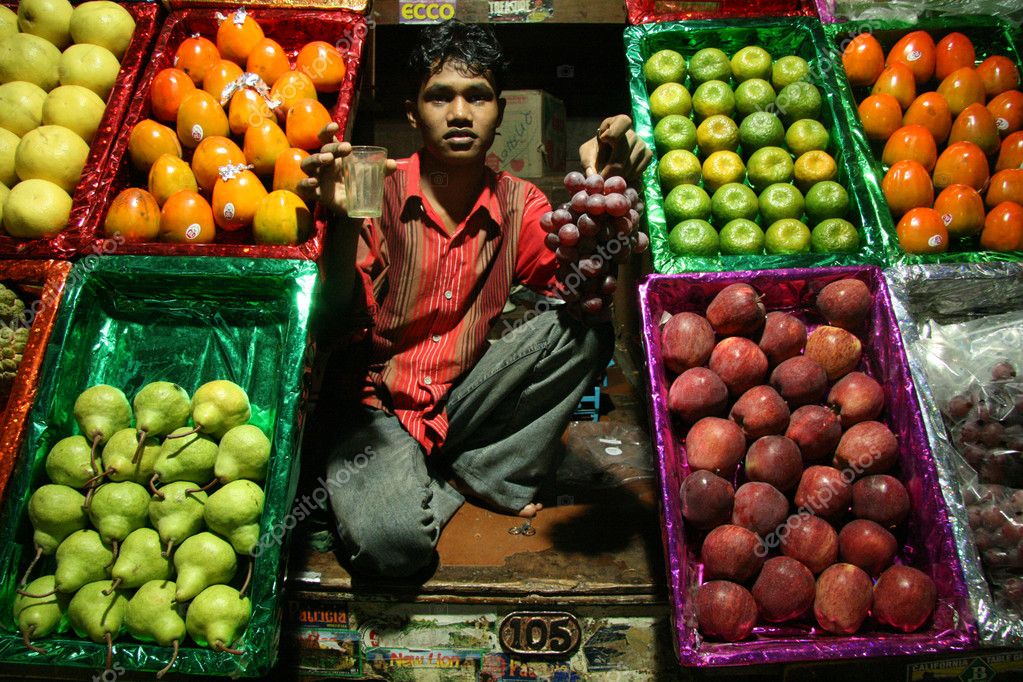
[424, 376, 432, 385]
[432, 334, 441, 343]
[444, 290, 453, 300]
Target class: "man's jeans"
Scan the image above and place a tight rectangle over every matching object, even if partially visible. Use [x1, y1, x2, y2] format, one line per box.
[323, 308, 613, 577]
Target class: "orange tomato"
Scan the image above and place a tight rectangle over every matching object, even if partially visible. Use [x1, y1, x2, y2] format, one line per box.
[977, 56, 1021, 98]
[176, 90, 230, 149]
[252, 189, 313, 245]
[202, 59, 244, 104]
[191, 136, 246, 194]
[104, 188, 160, 242]
[859, 93, 903, 141]
[904, 92, 952, 144]
[985, 169, 1023, 208]
[272, 147, 310, 194]
[215, 9, 265, 65]
[128, 119, 182, 172]
[949, 103, 1001, 156]
[174, 36, 220, 85]
[159, 190, 215, 243]
[980, 201, 1023, 251]
[296, 41, 346, 93]
[243, 119, 290, 176]
[211, 168, 268, 231]
[937, 67, 987, 116]
[871, 63, 916, 110]
[935, 32, 976, 82]
[842, 32, 885, 87]
[286, 98, 332, 150]
[883, 159, 934, 217]
[886, 31, 936, 85]
[933, 141, 990, 191]
[246, 38, 290, 87]
[882, 124, 938, 171]
[270, 71, 317, 119]
[228, 88, 274, 136]
[150, 68, 195, 124]
[933, 184, 985, 238]
[988, 90, 1023, 138]
[996, 131, 1023, 172]
[148, 153, 198, 206]
[897, 207, 949, 253]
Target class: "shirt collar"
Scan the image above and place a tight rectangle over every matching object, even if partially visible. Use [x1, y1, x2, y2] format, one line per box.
[403, 150, 503, 229]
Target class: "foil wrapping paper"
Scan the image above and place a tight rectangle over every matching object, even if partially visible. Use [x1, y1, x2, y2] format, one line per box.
[637, 265, 975, 667]
[626, 0, 817, 25]
[164, 0, 369, 11]
[84, 8, 367, 260]
[0, 2, 161, 259]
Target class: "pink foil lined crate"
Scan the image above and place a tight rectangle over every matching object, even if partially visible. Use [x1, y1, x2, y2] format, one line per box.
[0, 2, 160, 259]
[625, 0, 817, 25]
[83, 8, 367, 260]
[637, 266, 975, 667]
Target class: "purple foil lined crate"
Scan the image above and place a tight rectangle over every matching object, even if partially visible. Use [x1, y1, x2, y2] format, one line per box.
[637, 266, 976, 667]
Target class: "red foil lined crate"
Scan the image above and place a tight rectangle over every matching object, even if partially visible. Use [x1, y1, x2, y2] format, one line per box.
[626, 0, 817, 25]
[84, 8, 367, 260]
[0, 2, 160, 259]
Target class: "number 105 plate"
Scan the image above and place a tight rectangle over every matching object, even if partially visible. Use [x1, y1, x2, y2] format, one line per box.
[499, 611, 582, 656]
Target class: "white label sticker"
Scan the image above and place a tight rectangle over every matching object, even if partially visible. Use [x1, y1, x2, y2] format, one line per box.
[907, 49, 922, 62]
[997, 117, 1010, 131]
[941, 212, 953, 226]
[185, 223, 201, 240]
[223, 202, 236, 220]
[927, 234, 944, 247]
[191, 124, 204, 141]
[605, 447, 623, 456]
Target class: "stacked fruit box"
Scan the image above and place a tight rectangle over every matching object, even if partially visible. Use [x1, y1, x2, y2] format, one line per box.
[0, 256, 316, 677]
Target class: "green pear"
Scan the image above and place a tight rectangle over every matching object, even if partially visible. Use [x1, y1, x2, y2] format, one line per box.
[44, 435, 94, 488]
[215, 424, 270, 483]
[54, 529, 112, 593]
[190, 380, 250, 440]
[149, 481, 206, 555]
[17, 0, 74, 49]
[173, 532, 236, 602]
[88, 481, 149, 548]
[98, 427, 160, 484]
[13, 575, 68, 652]
[28, 484, 87, 554]
[109, 528, 171, 592]
[124, 580, 184, 677]
[74, 384, 132, 464]
[185, 585, 250, 653]
[153, 428, 218, 487]
[134, 381, 190, 440]
[205, 480, 264, 555]
[68, 580, 127, 668]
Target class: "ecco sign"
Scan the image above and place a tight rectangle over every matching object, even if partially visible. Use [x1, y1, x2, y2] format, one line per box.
[399, 1, 457, 23]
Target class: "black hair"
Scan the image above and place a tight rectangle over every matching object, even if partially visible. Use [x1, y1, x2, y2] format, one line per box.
[407, 20, 509, 97]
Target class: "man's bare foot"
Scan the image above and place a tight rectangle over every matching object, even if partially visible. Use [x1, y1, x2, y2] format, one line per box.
[518, 502, 543, 518]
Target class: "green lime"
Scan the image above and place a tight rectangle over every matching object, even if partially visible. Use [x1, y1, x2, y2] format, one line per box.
[690, 48, 732, 84]
[772, 55, 810, 90]
[765, 218, 811, 254]
[702, 151, 746, 194]
[739, 111, 785, 153]
[805, 181, 849, 225]
[668, 219, 719, 256]
[731, 46, 773, 83]
[758, 183, 805, 225]
[658, 149, 702, 189]
[734, 78, 776, 118]
[649, 82, 693, 121]
[811, 218, 860, 253]
[746, 146, 794, 192]
[775, 81, 822, 125]
[664, 184, 712, 225]
[644, 49, 687, 87]
[785, 119, 830, 156]
[793, 150, 837, 192]
[712, 182, 759, 224]
[692, 80, 735, 121]
[720, 218, 766, 254]
[654, 114, 698, 153]
[697, 114, 739, 156]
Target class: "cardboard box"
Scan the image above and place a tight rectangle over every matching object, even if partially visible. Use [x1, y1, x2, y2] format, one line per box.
[486, 90, 566, 178]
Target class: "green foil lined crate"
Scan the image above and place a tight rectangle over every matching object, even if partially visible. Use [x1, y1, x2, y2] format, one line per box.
[0, 256, 317, 677]
[625, 17, 892, 273]
[824, 16, 1023, 265]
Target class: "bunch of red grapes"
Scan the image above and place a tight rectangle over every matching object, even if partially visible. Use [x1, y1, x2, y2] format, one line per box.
[540, 172, 648, 322]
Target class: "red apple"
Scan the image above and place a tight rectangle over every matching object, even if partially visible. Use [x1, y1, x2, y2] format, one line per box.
[745, 435, 803, 492]
[834, 420, 898, 475]
[828, 371, 885, 428]
[662, 312, 716, 374]
[701, 524, 765, 582]
[786, 405, 842, 463]
[852, 475, 910, 527]
[730, 385, 791, 440]
[814, 563, 873, 634]
[839, 518, 898, 576]
[686, 417, 746, 476]
[816, 278, 873, 331]
[770, 356, 828, 408]
[732, 482, 790, 537]
[753, 556, 816, 622]
[669, 367, 729, 423]
[695, 580, 758, 642]
[709, 336, 769, 397]
[681, 470, 734, 531]
[795, 465, 852, 518]
[706, 283, 766, 337]
[805, 325, 863, 381]
[780, 514, 839, 574]
[758, 311, 806, 366]
[872, 565, 937, 632]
